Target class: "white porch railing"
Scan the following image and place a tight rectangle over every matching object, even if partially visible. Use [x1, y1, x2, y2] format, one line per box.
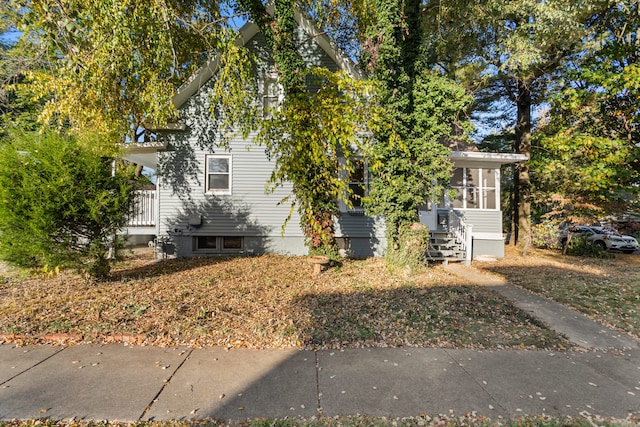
[449, 210, 473, 265]
[128, 189, 156, 227]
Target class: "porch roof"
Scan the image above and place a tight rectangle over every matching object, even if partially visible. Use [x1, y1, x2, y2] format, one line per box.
[122, 141, 168, 170]
[450, 151, 528, 168]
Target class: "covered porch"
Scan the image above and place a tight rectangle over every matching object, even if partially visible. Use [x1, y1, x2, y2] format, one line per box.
[421, 151, 528, 263]
[121, 141, 166, 238]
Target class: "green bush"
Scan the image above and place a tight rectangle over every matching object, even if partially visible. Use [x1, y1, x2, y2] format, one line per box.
[386, 223, 430, 273]
[564, 235, 614, 259]
[0, 130, 136, 279]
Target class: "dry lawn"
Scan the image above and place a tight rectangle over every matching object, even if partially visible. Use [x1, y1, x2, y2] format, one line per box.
[0, 248, 567, 350]
[475, 245, 640, 340]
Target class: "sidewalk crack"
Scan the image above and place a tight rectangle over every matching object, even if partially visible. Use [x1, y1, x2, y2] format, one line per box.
[0, 345, 67, 387]
[443, 349, 507, 413]
[315, 350, 323, 417]
[138, 348, 193, 421]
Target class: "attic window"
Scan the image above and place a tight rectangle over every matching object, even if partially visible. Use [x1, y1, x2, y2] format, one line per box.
[263, 71, 280, 118]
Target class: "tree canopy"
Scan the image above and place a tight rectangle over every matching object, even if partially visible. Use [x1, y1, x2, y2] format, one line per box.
[531, 0, 640, 222]
[4, 0, 226, 142]
[1, 0, 638, 263]
[420, 0, 618, 246]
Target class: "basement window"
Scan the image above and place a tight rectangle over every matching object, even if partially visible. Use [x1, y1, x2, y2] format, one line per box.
[194, 236, 244, 253]
[222, 236, 243, 250]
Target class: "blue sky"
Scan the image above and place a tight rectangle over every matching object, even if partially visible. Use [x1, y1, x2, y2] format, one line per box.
[0, 29, 21, 45]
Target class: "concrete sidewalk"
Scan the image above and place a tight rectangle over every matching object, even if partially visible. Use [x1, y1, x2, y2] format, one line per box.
[1, 344, 639, 422]
[1, 264, 639, 423]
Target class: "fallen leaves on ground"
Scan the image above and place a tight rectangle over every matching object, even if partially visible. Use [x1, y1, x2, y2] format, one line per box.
[2, 415, 639, 427]
[475, 245, 640, 340]
[0, 249, 568, 349]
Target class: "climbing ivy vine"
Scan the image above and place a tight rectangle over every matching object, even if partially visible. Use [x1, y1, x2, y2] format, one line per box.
[363, 0, 473, 265]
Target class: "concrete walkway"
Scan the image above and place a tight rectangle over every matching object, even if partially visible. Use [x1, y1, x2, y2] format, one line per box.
[444, 263, 640, 350]
[1, 265, 639, 423]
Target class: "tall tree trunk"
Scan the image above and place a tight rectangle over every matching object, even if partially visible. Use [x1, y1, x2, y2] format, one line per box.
[513, 80, 532, 252]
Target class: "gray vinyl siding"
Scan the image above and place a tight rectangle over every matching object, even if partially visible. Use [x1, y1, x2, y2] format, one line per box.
[155, 24, 369, 258]
[334, 214, 387, 258]
[454, 209, 505, 258]
[454, 209, 503, 234]
[156, 71, 306, 257]
[153, 27, 348, 258]
[157, 131, 306, 257]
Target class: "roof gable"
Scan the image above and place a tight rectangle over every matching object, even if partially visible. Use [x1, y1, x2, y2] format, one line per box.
[172, 9, 361, 111]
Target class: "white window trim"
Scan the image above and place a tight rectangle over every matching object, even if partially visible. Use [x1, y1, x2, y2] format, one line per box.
[451, 167, 500, 210]
[338, 156, 368, 213]
[262, 70, 283, 119]
[205, 154, 232, 195]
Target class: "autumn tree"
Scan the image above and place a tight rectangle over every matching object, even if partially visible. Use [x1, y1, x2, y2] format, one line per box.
[3, 0, 224, 143]
[421, 0, 610, 249]
[0, 23, 45, 136]
[532, 0, 640, 222]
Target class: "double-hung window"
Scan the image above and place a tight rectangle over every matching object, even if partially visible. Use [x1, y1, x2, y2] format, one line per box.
[263, 71, 281, 118]
[339, 156, 368, 213]
[348, 158, 367, 209]
[206, 154, 231, 194]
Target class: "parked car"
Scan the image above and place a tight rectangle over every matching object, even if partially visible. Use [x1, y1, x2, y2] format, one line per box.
[559, 225, 640, 254]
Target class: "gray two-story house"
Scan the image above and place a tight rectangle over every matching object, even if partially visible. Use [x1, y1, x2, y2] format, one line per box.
[123, 10, 526, 262]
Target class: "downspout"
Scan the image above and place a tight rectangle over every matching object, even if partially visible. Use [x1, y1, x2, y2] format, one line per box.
[155, 176, 161, 239]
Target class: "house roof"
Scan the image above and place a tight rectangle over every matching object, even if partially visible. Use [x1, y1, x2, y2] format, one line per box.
[126, 8, 361, 167]
[122, 141, 168, 169]
[449, 151, 528, 167]
[172, 6, 362, 111]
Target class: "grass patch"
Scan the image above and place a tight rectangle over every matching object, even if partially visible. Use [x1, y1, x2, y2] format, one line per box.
[0, 249, 568, 349]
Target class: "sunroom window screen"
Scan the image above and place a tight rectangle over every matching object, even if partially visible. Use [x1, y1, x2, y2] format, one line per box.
[451, 167, 497, 210]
